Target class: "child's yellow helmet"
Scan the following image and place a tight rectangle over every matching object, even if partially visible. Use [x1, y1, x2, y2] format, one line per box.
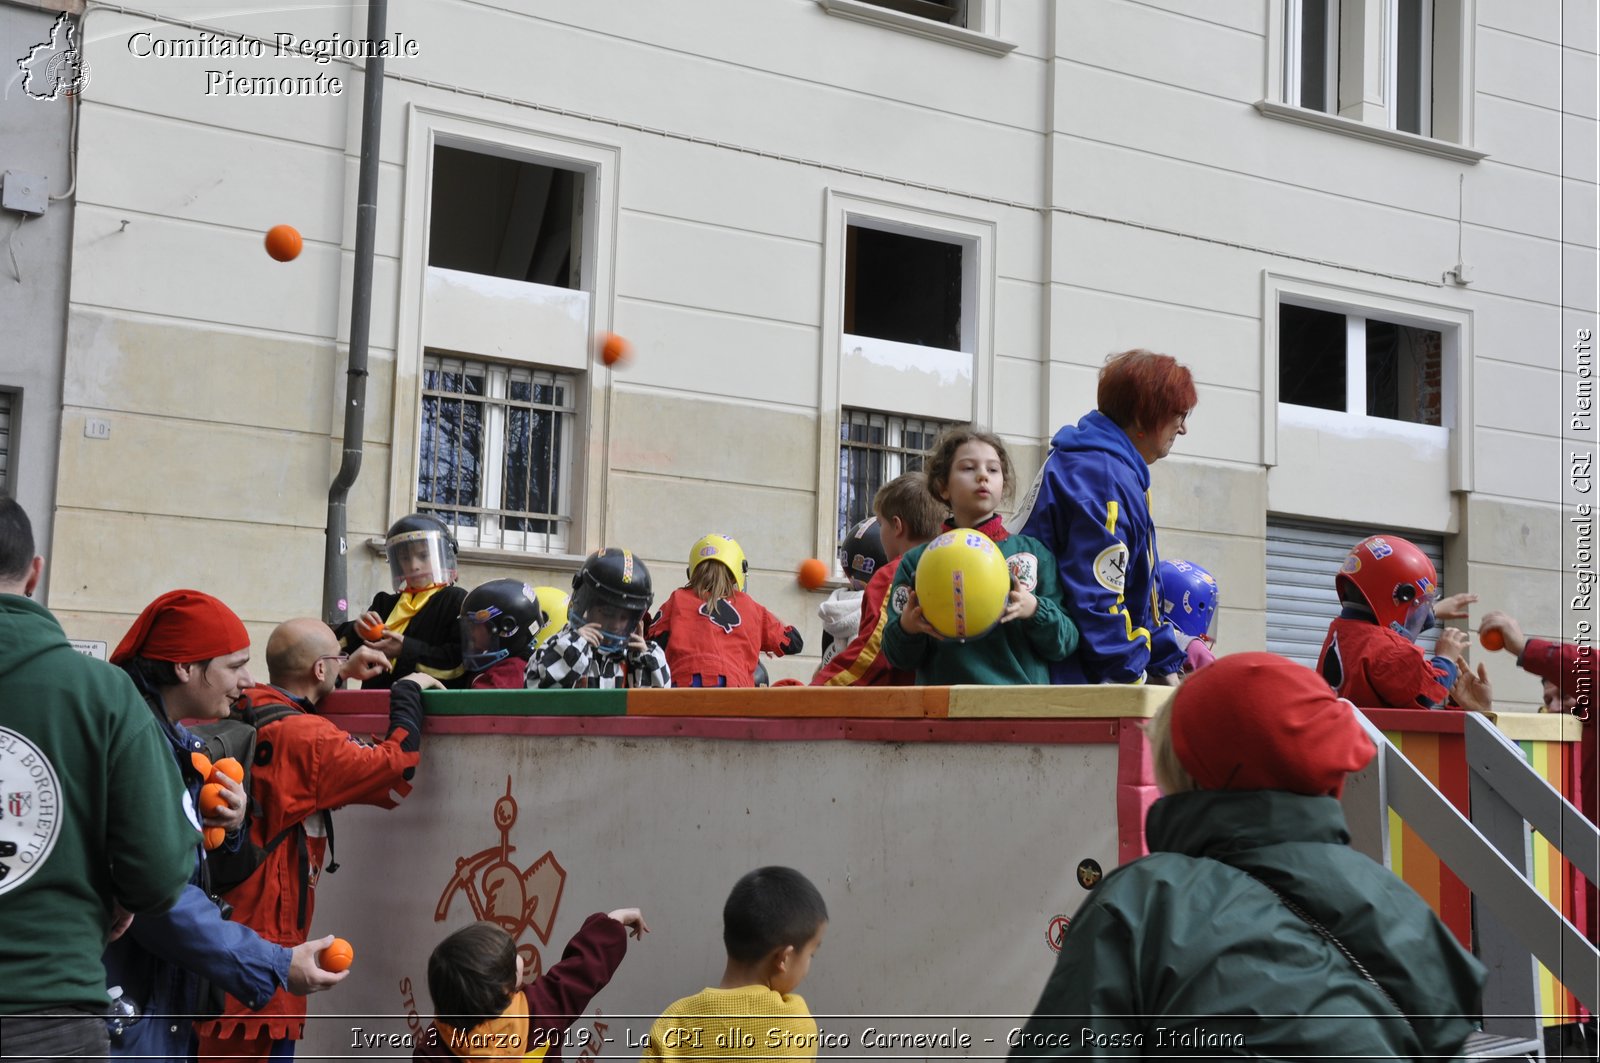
[529, 586, 570, 647]
[689, 533, 748, 592]
[914, 529, 1011, 640]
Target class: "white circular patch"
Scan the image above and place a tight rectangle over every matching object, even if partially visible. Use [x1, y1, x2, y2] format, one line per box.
[0, 727, 64, 895]
[181, 788, 201, 832]
[891, 585, 912, 615]
[1008, 553, 1040, 593]
[1093, 543, 1130, 593]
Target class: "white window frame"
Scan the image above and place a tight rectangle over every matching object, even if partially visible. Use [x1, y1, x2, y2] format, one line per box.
[391, 104, 621, 563]
[1260, 0, 1481, 162]
[1262, 271, 1474, 532]
[417, 354, 578, 553]
[1279, 305, 1446, 424]
[1285, 0, 1339, 114]
[814, 0, 1016, 56]
[815, 189, 996, 566]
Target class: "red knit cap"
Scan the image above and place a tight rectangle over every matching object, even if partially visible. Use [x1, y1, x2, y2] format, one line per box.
[1169, 652, 1376, 797]
[110, 589, 250, 666]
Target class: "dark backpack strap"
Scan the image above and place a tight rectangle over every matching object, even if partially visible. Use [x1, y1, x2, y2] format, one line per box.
[322, 810, 338, 875]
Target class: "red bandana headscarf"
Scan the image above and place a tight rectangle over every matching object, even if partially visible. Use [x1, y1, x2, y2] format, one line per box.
[110, 589, 250, 666]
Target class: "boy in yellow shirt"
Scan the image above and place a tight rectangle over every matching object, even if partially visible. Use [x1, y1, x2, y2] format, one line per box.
[642, 867, 828, 1061]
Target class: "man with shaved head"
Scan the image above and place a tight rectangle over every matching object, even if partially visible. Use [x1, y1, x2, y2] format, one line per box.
[197, 619, 436, 1063]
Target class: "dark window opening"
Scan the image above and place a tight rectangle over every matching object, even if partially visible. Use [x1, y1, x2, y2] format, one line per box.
[1366, 319, 1442, 426]
[1298, 0, 1334, 113]
[429, 146, 582, 289]
[857, 0, 966, 26]
[845, 225, 963, 350]
[1279, 304, 1347, 411]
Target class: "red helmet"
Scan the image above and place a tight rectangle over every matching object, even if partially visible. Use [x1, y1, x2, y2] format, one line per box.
[1335, 535, 1439, 636]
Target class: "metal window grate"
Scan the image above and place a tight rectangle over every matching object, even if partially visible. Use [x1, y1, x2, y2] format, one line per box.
[0, 391, 11, 495]
[417, 354, 576, 553]
[838, 409, 954, 544]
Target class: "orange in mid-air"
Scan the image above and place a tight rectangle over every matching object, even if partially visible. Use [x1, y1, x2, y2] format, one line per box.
[319, 938, 355, 972]
[264, 224, 303, 262]
[796, 558, 829, 590]
[599, 332, 632, 367]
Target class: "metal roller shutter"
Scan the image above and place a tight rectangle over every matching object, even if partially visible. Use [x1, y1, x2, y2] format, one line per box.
[1266, 518, 1444, 666]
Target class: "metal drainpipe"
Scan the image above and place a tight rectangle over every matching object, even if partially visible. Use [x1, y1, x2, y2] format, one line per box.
[323, 0, 387, 626]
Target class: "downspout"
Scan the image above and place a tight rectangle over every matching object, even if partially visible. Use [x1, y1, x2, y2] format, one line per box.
[323, 0, 387, 626]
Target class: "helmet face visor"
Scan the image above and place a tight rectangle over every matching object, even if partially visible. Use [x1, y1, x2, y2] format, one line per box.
[1399, 593, 1438, 640]
[460, 610, 510, 671]
[388, 531, 457, 593]
[569, 584, 645, 656]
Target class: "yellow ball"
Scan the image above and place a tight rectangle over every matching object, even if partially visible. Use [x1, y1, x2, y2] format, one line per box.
[914, 529, 1011, 640]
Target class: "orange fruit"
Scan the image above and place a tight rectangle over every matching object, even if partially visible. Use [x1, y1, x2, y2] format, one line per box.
[212, 757, 244, 785]
[796, 558, 829, 590]
[356, 617, 385, 642]
[599, 332, 631, 367]
[320, 938, 354, 972]
[191, 751, 213, 779]
[199, 782, 226, 817]
[264, 224, 303, 262]
[203, 826, 225, 850]
[1480, 628, 1504, 651]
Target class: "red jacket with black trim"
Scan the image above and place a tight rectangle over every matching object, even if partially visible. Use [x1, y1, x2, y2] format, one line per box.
[811, 558, 915, 687]
[1317, 617, 1451, 710]
[196, 683, 422, 1043]
[650, 588, 793, 688]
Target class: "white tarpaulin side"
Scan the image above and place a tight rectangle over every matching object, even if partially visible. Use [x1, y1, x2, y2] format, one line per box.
[301, 729, 1123, 1057]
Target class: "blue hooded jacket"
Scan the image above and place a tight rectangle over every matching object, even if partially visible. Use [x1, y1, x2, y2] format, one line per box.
[1010, 410, 1185, 684]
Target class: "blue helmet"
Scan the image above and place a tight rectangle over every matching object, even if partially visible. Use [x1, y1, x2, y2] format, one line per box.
[1158, 559, 1219, 639]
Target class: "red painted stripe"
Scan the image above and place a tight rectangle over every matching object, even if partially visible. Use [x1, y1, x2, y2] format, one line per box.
[393, 714, 1121, 744]
[1359, 708, 1466, 734]
[1435, 732, 1473, 945]
[1116, 718, 1156, 865]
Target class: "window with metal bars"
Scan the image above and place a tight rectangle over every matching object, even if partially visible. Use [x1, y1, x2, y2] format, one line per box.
[838, 409, 955, 545]
[0, 390, 11, 495]
[417, 353, 575, 553]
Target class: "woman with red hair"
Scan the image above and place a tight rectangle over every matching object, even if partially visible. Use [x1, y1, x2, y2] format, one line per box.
[1012, 349, 1196, 684]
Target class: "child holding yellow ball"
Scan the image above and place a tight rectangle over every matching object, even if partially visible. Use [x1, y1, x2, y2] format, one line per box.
[882, 427, 1077, 684]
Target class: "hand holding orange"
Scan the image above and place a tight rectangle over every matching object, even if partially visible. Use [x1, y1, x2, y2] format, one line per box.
[1480, 628, 1504, 651]
[319, 937, 354, 972]
[212, 757, 244, 785]
[199, 782, 227, 818]
[356, 617, 385, 642]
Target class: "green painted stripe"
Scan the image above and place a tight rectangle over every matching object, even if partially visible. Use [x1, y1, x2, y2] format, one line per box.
[423, 689, 628, 716]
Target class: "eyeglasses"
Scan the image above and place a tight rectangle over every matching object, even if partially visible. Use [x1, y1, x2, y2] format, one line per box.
[316, 654, 350, 667]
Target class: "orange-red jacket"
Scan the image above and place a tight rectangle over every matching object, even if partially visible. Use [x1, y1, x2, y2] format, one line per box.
[196, 684, 420, 1043]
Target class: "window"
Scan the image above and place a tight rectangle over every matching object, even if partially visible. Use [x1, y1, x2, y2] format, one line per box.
[1287, 0, 1433, 136]
[837, 409, 954, 545]
[428, 146, 584, 288]
[814, 0, 1015, 56]
[853, 0, 966, 26]
[1264, 0, 1478, 157]
[1267, 518, 1444, 665]
[0, 390, 11, 494]
[1279, 302, 1442, 426]
[417, 354, 576, 553]
[846, 224, 965, 350]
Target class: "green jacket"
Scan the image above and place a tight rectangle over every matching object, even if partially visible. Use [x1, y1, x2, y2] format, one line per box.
[0, 594, 194, 1012]
[1015, 790, 1485, 1060]
[883, 529, 1078, 685]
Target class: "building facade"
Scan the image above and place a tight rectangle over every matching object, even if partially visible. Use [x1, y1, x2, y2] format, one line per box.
[6, 0, 1594, 694]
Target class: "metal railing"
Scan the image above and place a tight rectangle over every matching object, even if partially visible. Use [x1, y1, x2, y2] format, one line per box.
[1343, 712, 1598, 1049]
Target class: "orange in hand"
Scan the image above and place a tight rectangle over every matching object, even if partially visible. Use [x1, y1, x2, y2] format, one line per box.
[319, 937, 354, 972]
[203, 826, 225, 850]
[356, 617, 385, 642]
[212, 757, 244, 785]
[199, 782, 227, 817]
[191, 751, 214, 779]
[1480, 628, 1504, 651]
[797, 558, 829, 590]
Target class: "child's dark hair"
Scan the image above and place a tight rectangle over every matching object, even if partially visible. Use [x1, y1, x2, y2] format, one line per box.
[922, 426, 1015, 509]
[722, 866, 828, 964]
[873, 472, 945, 541]
[427, 922, 517, 1031]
